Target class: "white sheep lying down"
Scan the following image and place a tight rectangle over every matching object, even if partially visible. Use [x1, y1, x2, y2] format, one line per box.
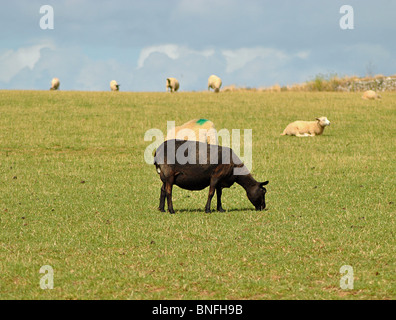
[281, 116, 331, 137]
[166, 77, 179, 92]
[50, 77, 60, 90]
[362, 90, 381, 100]
[110, 80, 120, 91]
[208, 75, 222, 93]
[166, 119, 218, 144]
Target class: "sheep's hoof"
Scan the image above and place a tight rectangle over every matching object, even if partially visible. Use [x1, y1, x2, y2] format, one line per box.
[205, 209, 211, 213]
[217, 208, 225, 212]
[168, 209, 175, 214]
[158, 207, 165, 212]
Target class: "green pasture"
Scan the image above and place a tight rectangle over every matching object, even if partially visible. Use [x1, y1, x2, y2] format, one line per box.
[0, 90, 394, 299]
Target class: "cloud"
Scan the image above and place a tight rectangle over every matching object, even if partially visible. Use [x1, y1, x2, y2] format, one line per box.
[132, 44, 314, 90]
[221, 47, 310, 73]
[0, 44, 136, 91]
[137, 44, 215, 69]
[0, 43, 54, 82]
[132, 45, 222, 91]
[137, 45, 180, 69]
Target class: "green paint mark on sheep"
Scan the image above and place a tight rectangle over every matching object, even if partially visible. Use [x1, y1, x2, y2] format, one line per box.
[196, 119, 208, 125]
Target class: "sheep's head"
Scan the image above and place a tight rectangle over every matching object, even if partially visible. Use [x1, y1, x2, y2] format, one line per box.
[316, 117, 330, 127]
[247, 181, 269, 211]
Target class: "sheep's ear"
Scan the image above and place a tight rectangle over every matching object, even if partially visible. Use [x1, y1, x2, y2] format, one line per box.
[260, 181, 269, 188]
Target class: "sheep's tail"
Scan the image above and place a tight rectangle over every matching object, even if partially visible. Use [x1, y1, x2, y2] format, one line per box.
[153, 159, 161, 174]
[153, 150, 162, 174]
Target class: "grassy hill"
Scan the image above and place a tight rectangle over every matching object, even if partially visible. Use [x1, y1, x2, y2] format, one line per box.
[0, 90, 394, 299]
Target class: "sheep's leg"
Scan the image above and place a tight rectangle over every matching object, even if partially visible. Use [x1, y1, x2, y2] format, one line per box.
[165, 177, 175, 214]
[205, 183, 217, 213]
[216, 187, 225, 212]
[204, 186, 215, 213]
[158, 182, 166, 212]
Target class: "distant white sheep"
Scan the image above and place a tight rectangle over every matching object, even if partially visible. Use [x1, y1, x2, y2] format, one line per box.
[166, 78, 179, 92]
[208, 75, 222, 93]
[281, 116, 331, 137]
[110, 80, 120, 91]
[50, 78, 60, 90]
[362, 90, 381, 100]
[166, 119, 218, 144]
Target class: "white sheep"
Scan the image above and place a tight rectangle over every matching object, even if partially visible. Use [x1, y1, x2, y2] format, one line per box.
[281, 116, 331, 137]
[110, 80, 120, 91]
[166, 119, 218, 144]
[166, 77, 179, 92]
[362, 90, 381, 100]
[208, 75, 222, 93]
[50, 78, 60, 90]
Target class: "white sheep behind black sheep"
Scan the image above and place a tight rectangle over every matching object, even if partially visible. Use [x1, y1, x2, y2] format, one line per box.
[165, 119, 218, 144]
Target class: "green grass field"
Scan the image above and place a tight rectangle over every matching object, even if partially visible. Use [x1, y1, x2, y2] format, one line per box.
[0, 90, 394, 299]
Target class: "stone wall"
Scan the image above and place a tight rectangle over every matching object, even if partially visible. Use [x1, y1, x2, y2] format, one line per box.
[337, 76, 396, 92]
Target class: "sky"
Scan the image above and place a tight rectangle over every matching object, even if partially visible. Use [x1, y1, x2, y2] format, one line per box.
[0, 0, 395, 91]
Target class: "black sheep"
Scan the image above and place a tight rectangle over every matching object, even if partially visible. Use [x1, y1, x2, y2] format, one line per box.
[154, 140, 269, 213]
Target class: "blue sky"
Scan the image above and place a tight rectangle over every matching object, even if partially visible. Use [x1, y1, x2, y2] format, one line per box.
[0, 0, 395, 91]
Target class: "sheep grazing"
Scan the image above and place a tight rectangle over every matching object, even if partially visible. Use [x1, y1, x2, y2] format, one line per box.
[362, 90, 381, 100]
[208, 75, 222, 93]
[50, 78, 60, 90]
[154, 140, 269, 213]
[166, 77, 179, 92]
[281, 116, 331, 137]
[110, 80, 120, 91]
[165, 119, 218, 145]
